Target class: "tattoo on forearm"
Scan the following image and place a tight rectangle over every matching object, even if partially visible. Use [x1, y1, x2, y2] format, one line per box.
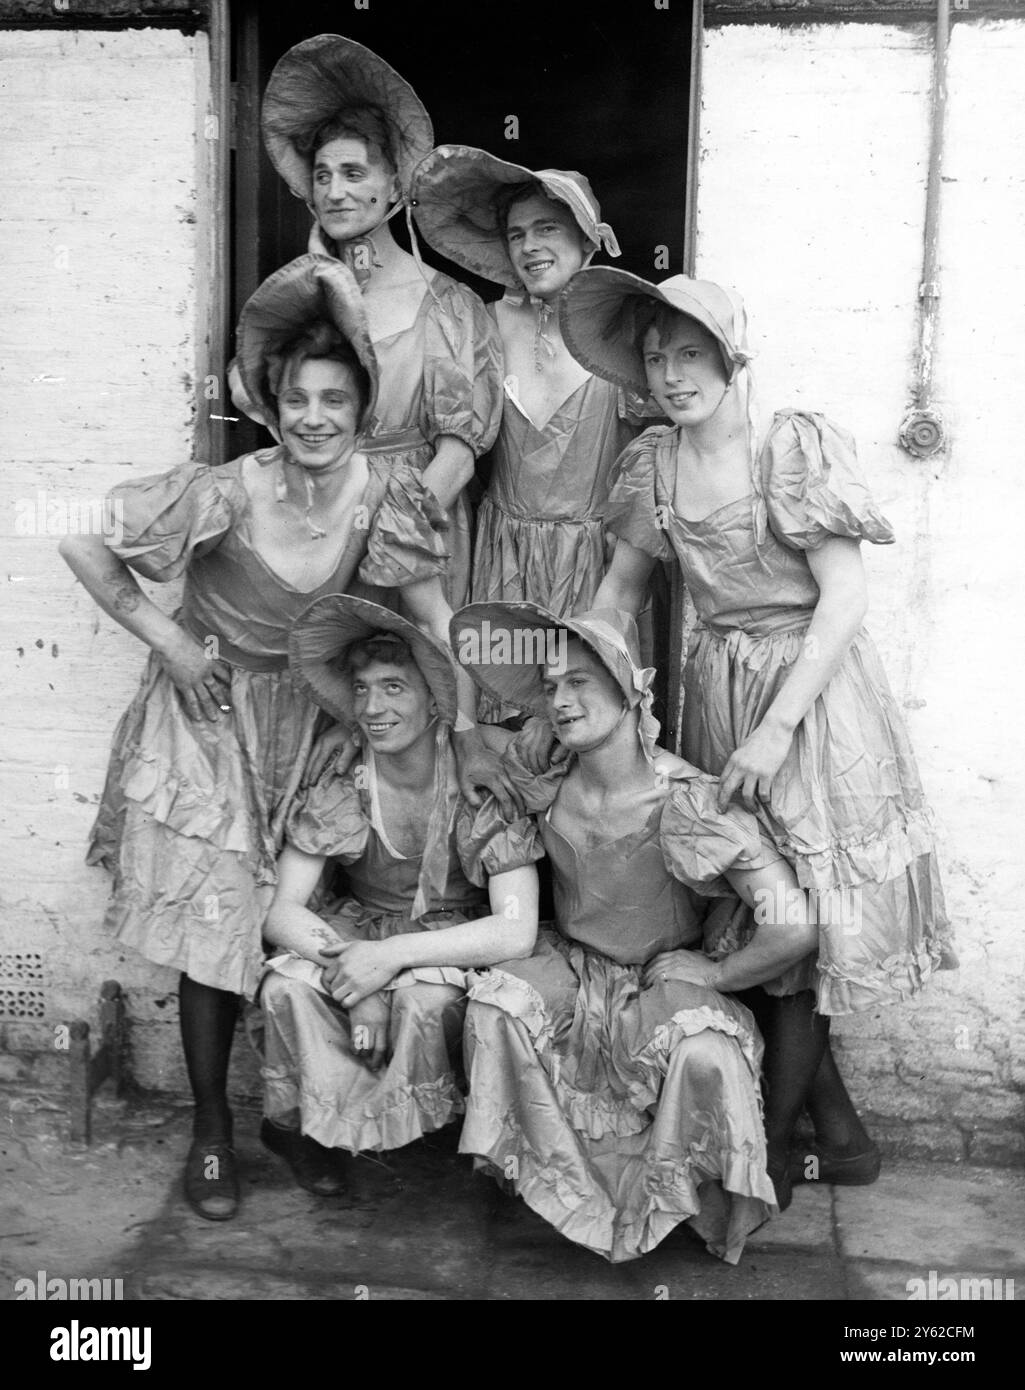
[109, 577, 142, 615]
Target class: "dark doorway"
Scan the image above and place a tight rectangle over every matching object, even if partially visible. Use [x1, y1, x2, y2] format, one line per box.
[227, 0, 695, 741]
[229, 1, 694, 403]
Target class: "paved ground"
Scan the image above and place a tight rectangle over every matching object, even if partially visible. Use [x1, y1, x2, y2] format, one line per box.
[1, 1088, 1022, 1302]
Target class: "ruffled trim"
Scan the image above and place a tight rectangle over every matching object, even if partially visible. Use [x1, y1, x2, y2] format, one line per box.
[263, 1067, 465, 1154]
[466, 967, 555, 1050]
[760, 410, 896, 552]
[358, 462, 450, 589]
[108, 875, 272, 1000]
[115, 743, 257, 857]
[778, 805, 940, 891]
[815, 942, 946, 1017]
[90, 658, 318, 874]
[464, 1098, 773, 1264]
[660, 774, 779, 896]
[106, 457, 239, 582]
[462, 957, 775, 1262]
[628, 1001, 764, 1114]
[602, 427, 675, 561]
[464, 1098, 614, 1218]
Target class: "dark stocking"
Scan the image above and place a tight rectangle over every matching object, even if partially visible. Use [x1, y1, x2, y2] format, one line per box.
[759, 991, 829, 1159]
[738, 987, 830, 1194]
[805, 1038, 874, 1156]
[179, 974, 239, 1143]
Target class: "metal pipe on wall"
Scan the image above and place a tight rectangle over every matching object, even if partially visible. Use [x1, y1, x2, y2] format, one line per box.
[900, 0, 951, 458]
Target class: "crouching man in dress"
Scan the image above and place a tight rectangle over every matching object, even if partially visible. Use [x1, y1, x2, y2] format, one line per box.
[450, 602, 820, 1261]
[256, 596, 541, 1192]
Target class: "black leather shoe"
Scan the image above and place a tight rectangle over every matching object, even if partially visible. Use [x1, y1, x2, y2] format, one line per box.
[260, 1119, 349, 1196]
[184, 1139, 239, 1221]
[791, 1143, 881, 1186]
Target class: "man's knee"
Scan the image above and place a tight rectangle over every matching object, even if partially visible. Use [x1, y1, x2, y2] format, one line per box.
[391, 982, 465, 1025]
[259, 970, 318, 1016]
[671, 1029, 736, 1093]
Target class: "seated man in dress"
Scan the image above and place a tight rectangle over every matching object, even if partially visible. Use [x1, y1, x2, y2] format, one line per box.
[449, 601, 820, 1261]
[256, 596, 540, 1192]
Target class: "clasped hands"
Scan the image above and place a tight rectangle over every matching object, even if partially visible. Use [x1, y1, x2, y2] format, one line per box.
[318, 936, 401, 1007]
[318, 937, 402, 1070]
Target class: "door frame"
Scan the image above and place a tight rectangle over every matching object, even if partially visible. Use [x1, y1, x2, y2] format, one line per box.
[665, 0, 705, 752]
[200, 0, 705, 754]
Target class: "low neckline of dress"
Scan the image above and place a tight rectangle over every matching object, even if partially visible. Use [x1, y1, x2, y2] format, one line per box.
[503, 374, 592, 435]
[655, 435, 755, 526]
[669, 493, 753, 527]
[544, 796, 663, 860]
[237, 453, 377, 596]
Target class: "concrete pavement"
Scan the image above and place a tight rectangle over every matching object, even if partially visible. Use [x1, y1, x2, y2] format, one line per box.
[1, 1089, 1021, 1302]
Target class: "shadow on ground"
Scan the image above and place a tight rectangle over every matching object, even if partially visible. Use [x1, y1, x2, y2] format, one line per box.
[1, 1091, 1021, 1301]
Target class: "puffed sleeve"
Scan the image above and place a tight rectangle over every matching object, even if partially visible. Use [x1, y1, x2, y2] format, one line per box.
[761, 410, 895, 551]
[358, 460, 451, 589]
[285, 767, 371, 863]
[602, 428, 675, 561]
[455, 795, 545, 888]
[499, 724, 568, 814]
[104, 458, 237, 581]
[661, 769, 783, 897]
[421, 281, 504, 455]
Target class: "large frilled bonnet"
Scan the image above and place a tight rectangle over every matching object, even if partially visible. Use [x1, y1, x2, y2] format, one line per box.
[235, 253, 379, 432]
[262, 34, 434, 203]
[410, 145, 620, 290]
[560, 267, 752, 394]
[289, 593, 457, 729]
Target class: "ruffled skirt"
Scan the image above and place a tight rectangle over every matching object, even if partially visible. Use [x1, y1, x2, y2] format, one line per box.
[87, 653, 320, 998]
[459, 928, 776, 1264]
[683, 623, 956, 1014]
[255, 901, 475, 1153]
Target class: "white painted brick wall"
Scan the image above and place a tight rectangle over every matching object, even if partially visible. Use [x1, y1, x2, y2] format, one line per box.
[2, 21, 1021, 1149]
[697, 19, 1025, 1160]
[0, 29, 230, 1097]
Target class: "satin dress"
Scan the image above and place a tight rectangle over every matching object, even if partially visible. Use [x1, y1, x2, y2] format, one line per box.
[460, 743, 781, 1264]
[470, 366, 644, 615]
[604, 409, 955, 1014]
[469, 304, 653, 718]
[257, 750, 543, 1152]
[87, 449, 447, 999]
[310, 226, 503, 609]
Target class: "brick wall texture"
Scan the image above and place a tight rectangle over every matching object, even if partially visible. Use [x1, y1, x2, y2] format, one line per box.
[1, 15, 1022, 1159]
